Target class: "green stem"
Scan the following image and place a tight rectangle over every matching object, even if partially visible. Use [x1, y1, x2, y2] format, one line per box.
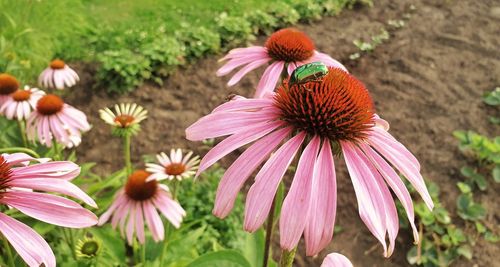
[279, 247, 297, 267]
[158, 180, 180, 264]
[2, 235, 16, 267]
[64, 228, 77, 260]
[263, 196, 277, 267]
[0, 147, 39, 158]
[123, 134, 132, 175]
[52, 141, 62, 161]
[141, 241, 146, 264]
[17, 120, 28, 148]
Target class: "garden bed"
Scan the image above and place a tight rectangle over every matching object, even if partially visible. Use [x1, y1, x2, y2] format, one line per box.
[65, 0, 499, 266]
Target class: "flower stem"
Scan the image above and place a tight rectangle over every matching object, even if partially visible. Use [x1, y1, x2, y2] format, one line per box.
[2, 235, 16, 267]
[159, 180, 180, 264]
[17, 120, 28, 148]
[141, 241, 146, 264]
[123, 134, 132, 175]
[0, 147, 39, 158]
[52, 141, 62, 161]
[279, 247, 297, 267]
[263, 196, 277, 267]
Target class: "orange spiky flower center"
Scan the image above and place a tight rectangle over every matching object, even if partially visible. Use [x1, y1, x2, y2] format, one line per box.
[114, 115, 135, 128]
[0, 156, 13, 194]
[0, 74, 20, 95]
[50, 59, 66, 70]
[37, 94, 64, 115]
[12, 89, 32, 102]
[265, 28, 315, 62]
[125, 170, 158, 201]
[274, 67, 375, 142]
[165, 163, 186, 176]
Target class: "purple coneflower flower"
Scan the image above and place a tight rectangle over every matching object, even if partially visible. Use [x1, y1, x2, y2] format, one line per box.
[0, 153, 97, 267]
[38, 59, 79, 90]
[98, 170, 186, 245]
[0, 86, 45, 120]
[187, 67, 433, 256]
[217, 28, 346, 98]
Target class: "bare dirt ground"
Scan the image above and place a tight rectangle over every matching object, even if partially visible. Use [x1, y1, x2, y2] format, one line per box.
[68, 0, 499, 266]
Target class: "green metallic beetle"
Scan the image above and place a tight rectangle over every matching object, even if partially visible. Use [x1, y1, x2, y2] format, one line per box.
[289, 62, 329, 86]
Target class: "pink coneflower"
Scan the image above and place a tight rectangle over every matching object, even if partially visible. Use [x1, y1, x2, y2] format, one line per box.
[38, 59, 79, 90]
[0, 86, 45, 120]
[186, 67, 434, 256]
[0, 73, 20, 106]
[321, 253, 353, 267]
[0, 152, 97, 267]
[217, 28, 347, 98]
[26, 94, 90, 148]
[146, 149, 200, 181]
[98, 170, 186, 245]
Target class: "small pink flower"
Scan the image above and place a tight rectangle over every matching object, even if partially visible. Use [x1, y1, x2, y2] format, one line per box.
[146, 149, 200, 181]
[27, 94, 90, 148]
[0, 73, 20, 106]
[187, 67, 433, 256]
[217, 28, 347, 98]
[0, 86, 45, 120]
[38, 59, 79, 90]
[98, 170, 186, 245]
[321, 253, 353, 267]
[0, 153, 98, 267]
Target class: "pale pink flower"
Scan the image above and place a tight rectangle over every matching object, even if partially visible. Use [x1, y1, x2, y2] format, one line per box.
[146, 149, 200, 181]
[98, 170, 186, 245]
[27, 94, 90, 148]
[186, 67, 433, 256]
[0, 153, 98, 267]
[0, 86, 45, 120]
[217, 28, 347, 98]
[38, 59, 79, 90]
[321, 253, 353, 267]
[0, 73, 20, 106]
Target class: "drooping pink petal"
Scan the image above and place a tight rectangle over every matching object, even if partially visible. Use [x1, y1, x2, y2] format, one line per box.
[244, 132, 305, 232]
[0, 213, 56, 267]
[186, 109, 279, 140]
[310, 51, 348, 72]
[217, 54, 268, 76]
[143, 200, 164, 242]
[12, 161, 80, 180]
[135, 202, 145, 244]
[304, 140, 337, 256]
[255, 61, 285, 98]
[99, 192, 126, 225]
[360, 143, 419, 243]
[373, 114, 389, 130]
[220, 46, 268, 61]
[367, 128, 433, 210]
[341, 142, 388, 255]
[126, 203, 136, 245]
[197, 120, 284, 175]
[9, 178, 97, 208]
[213, 127, 292, 218]
[1, 191, 97, 228]
[212, 97, 274, 114]
[280, 136, 320, 250]
[154, 191, 185, 228]
[321, 253, 353, 267]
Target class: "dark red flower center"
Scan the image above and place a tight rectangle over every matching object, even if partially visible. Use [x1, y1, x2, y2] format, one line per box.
[12, 90, 32, 102]
[265, 28, 315, 62]
[0, 156, 13, 194]
[50, 59, 66, 70]
[114, 115, 135, 127]
[274, 67, 375, 142]
[165, 163, 186, 176]
[125, 170, 158, 201]
[0, 74, 20, 95]
[37, 94, 64, 115]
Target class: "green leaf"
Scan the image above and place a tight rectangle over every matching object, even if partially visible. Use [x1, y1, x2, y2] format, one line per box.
[456, 182, 471, 194]
[493, 165, 500, 183]
[457, 245, 473, 260]
[475, 222, 486, 234]
[240, 230, 264, 267]
[485, 231, 500, 243]
[186, 250, 252, 267]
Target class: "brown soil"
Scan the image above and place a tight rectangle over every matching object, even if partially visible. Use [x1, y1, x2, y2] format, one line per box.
[67, 0, 500, 266]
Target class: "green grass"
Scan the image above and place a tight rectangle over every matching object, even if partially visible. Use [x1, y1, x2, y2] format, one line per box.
[0, 0, 273, 82]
